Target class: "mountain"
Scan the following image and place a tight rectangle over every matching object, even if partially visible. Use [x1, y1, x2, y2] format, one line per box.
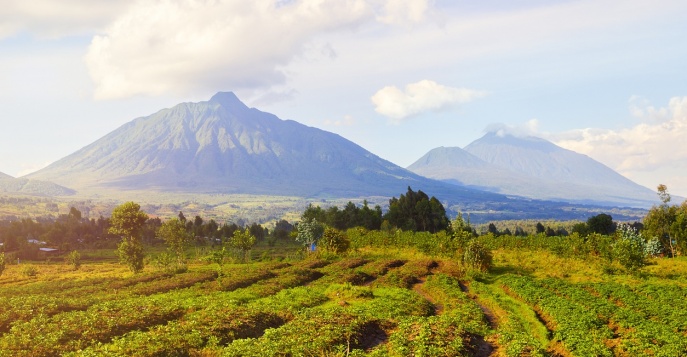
[25, 92, 498, 202]
[0, 172, 75, 196]
[408, 132, 657, 207]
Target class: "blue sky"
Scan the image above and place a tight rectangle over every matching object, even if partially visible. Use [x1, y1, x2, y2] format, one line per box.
[2, 0, 687, 197]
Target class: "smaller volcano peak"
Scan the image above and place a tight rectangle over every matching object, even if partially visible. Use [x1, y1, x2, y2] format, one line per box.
[209, 91, 248, 109]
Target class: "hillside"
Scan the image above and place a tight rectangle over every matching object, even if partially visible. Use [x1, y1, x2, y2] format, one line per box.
[0, 172, 75, 196]
[408, 133, 657, 208]
[26, 93, 488, 201]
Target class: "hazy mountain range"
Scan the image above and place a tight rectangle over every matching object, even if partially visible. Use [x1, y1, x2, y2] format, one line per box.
[408, 133, 657, 207]
[0, 171, 75, 196]
[25, 92, 496, 203]
[19, 92, 659, 216]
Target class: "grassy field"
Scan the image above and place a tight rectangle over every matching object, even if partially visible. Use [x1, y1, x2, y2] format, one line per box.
[1, 240, 686, 357]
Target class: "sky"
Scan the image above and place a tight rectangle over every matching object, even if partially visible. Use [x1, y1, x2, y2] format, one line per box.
[1, 0, 687, 198]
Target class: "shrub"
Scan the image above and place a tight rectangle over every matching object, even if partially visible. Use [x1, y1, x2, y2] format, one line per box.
[153, 252, 177, 273]
[65, 250, 81, 271]
[614, 224, 647, 272]
[463, 240, 493, 272]
[20, 265, 37, 277]
[644, 236, 663, 257]
[319, 227, 350, 254]
[0, 253, 5, 276]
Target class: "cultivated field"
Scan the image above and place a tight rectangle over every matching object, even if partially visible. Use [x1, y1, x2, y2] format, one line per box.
[1, 240, 686, 356]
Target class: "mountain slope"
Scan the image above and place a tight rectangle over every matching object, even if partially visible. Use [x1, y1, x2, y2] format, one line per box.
[0, 172, 75, 196]
[409, 133, 657, 207]
[26, 92, 497, 201]
[407, 147, 525, 191]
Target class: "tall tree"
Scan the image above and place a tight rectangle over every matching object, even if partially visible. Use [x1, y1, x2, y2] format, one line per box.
[383, 187, 449, 233]
[109, 202, 148, 273]
[229, 228, 256, 262]
[644, 185, 686, 256]
[587, 214, 616, 235]
[157, 218, 191, 265]
[296, 218, 324, 251]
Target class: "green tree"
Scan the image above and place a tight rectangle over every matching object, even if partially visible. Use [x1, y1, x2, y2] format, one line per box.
[319, 227, 350, 254]
[65, 250, 81, 271]
[109, 202, 148, 273]
[157, 218, 191, 265]
[296, 218, 325, 251]
[614, 224, 647, 272]
[383, 187, 449, 233]
[587, 213, 616, 235]
[487, 223, 499, 236]
[463, 240, 493, 272]
[229, 229, 256, 262]
[643, 185, 686, 257]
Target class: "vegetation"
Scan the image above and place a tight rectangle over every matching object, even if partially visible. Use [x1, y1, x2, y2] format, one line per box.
[64, 250, 81, 270]
[1, 185, 687, 356]
[109, 202, 149, 273]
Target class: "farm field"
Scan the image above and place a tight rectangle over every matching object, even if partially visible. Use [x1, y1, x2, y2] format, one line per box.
[1, 242, 686, 357]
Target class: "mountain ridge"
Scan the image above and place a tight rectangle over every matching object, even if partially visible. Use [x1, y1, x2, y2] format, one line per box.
[408, 132, 657, 208]
[26, 92, 499, 202]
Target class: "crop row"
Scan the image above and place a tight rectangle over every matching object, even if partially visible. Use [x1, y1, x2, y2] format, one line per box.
[539, 278, 687, 356]
[0, 261, 325, 357]
[467, 280, 548, 357]
[500, 274, 614, 356]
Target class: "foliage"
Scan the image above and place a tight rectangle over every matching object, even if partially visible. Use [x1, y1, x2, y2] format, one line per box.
[117, 239, 145, 273]
[462, 239, 492, 272]
[613, 224, 647, 272]
[157, 218, 190, 265]
[383, 186, 449, 233]
[229, 228, 257, 262]
[295, 218, 324, 249]
[65, 250, 81, 270]
[0, 252, 5, 276]
[318, 227, 350, 254]
[108, 202, 148, 240]
[587, 213, 616, 235]
[20, 264, 37, 277]
[152, 251, 177, 273]
[301, 201, 383, 231]
[644, 235, 663, 257]
[643, 184, 687, 257]
[109, 202, 148, 273]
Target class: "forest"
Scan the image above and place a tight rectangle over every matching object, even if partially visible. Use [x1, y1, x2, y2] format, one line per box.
[0, 186, 686, 356]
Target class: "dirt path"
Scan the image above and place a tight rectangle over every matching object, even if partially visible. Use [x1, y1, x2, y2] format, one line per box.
[458, 281, 501, 357]
[411, 277, 444, 315]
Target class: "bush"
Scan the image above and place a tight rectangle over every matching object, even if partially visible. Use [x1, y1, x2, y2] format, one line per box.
[20, 265, 37, 277]
[614, 224, 647, 272]
[644, 236, 663, 257]
[0, 253, 5, 276]
[65, 250, 81, 271]
[463, 240, 492, 272]
[319, 227, 350, 254]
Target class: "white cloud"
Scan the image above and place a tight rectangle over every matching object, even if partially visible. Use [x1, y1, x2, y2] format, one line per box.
[0, 0, 133, 39]
[84, 0, 431, 99]
[550, 96, 687, 195]
[371, 80, 486, 122]
[485, 119, 540, 138]
[323, 115, 356, 127]
[377, 0, 429, 25]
